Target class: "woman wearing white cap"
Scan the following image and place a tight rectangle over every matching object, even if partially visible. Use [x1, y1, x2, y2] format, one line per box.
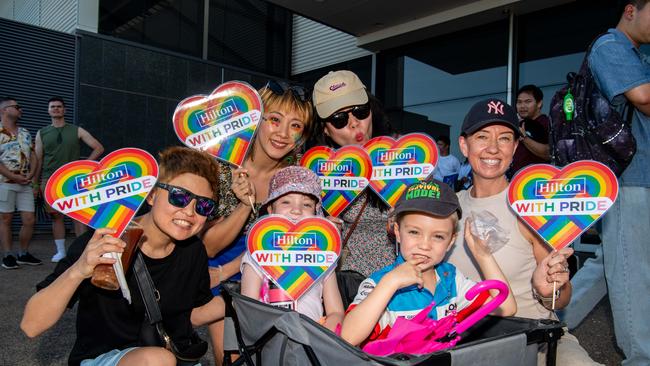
[311, 70, 397, 307]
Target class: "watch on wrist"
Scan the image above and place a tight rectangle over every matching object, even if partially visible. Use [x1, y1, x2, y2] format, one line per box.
[532, 287, 560, 307]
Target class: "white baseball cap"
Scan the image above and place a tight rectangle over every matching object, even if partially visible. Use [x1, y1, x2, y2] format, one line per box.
[312, 70, 368, 119]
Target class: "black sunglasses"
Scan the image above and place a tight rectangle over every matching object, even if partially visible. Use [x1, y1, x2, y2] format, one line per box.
[266, 80, 310, 103]
[323, 103, 371, 129]
[156, 183, 217, 218]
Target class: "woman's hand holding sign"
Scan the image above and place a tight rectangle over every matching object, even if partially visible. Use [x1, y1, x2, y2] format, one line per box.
[231, 167, 256, 211]
[533, 247, 573, 293]
[72, 228, 125, 279]
[532, 247, 573, 309]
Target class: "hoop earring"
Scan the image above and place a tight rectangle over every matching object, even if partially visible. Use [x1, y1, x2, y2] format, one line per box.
[285, 153, 296, 165]
[284, 138, 305, 165]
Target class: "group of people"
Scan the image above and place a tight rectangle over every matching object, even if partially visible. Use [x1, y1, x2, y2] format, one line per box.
[0, 96, 104, 270]
[14, 1, 650, 365]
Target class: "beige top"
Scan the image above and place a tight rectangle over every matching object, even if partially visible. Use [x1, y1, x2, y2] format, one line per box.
[446, 187, 554, 320]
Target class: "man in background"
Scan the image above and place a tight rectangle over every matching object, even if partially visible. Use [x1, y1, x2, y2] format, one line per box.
[0, 97, 41, 269]
[509, 84, 550, 178]
[34, 96, 104, 262]
[589, 1, 650, 364]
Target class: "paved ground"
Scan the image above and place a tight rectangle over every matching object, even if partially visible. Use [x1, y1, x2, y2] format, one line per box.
[0, 236, 625, 365]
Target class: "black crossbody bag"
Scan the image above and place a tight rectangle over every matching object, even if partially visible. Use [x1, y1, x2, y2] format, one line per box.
[133, 252, 208, 363]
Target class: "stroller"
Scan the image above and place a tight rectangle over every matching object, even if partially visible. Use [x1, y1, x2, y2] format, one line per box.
[221, 282, 563, 366]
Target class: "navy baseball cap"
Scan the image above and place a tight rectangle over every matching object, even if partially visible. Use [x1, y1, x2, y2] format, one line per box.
[461, 98, 520, 137]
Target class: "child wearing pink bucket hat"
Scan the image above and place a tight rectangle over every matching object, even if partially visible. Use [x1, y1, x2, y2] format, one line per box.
[240, 166, 344, 331]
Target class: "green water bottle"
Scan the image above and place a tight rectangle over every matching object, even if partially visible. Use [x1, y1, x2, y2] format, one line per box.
[563, 89, 575, 121]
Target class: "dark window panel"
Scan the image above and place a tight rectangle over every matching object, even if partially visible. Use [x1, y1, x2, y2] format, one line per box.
[99, 0, 204, 57]
[208, 0, 290, 76]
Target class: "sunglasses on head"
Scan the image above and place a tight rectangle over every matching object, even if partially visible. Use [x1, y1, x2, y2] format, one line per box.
[156, 183, 217, 218]
[322, 103, 371, 129]
[266, 80, 310, 103]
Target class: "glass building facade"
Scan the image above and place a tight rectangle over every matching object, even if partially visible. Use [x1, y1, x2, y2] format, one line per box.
[296, 0, 633, 156]
[99, 0, 292, 77]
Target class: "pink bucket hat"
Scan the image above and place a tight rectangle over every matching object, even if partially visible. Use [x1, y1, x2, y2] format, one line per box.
[261, 166, 323, 215]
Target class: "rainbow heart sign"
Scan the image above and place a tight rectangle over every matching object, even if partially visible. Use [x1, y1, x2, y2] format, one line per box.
[300, 145, 372, 217]
[507, 161, 618, 250]
[44, 148, 158, 237]
[173, 81, 262, 166]
[364, 133, 438, 207]
[247, 215, 341, 300]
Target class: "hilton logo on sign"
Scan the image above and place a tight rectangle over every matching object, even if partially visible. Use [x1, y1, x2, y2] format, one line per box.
[195, 98, 238, 127]
[535, 178, 586, 197]
[376, 148, 415, 165]
[272, 232, 317, 248]
[317, 160, 352, 176]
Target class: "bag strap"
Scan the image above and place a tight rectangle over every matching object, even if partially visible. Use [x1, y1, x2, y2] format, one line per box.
[134, 252, 162, 324]
[134, 252, 173, 348]
[583, 31, 635, 125]
[337, 196, 369, 269]
[342, 196, 368, 249]
[574, 32, 608, 78]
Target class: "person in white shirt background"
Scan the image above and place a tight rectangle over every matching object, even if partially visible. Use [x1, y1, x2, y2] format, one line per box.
[433, 135, 461, 188]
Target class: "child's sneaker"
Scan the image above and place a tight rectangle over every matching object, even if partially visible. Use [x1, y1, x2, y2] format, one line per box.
[17, 252, 43, 266]
[51, 252, 66, 263]
[2, 255, 19, 269]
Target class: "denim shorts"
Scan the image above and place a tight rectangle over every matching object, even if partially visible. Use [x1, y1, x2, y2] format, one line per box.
[80, 348, 137, 366]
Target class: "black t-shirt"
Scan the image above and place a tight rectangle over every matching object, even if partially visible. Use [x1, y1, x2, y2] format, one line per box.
[520, 116, 549, 144]
[510, 114, 551, 177]
[36, 231, 213, 366]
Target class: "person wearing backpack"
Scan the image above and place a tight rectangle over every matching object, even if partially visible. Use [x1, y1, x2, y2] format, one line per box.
[589, 1, 650, 365]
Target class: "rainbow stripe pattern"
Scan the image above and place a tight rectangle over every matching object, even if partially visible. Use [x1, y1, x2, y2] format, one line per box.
[44, 148, 158, 236]
[173, 81, 262, 167]
[508, 161, 618, 250]
[364, 133, 438, 207]
[247, 215, 341, 300]
[300, 145, 372, 217]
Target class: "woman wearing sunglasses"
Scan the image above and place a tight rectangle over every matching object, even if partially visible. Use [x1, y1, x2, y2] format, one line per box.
[22, 147, 225, 366]
[200, 81, 314, 365]
[311, 70, 397, 308]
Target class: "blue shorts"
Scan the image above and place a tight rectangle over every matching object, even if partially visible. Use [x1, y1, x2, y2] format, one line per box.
[80, 348, 137, 366]
[208, 235, 246, 296]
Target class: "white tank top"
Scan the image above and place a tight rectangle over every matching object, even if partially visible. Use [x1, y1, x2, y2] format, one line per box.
[446, 187, 554, 320]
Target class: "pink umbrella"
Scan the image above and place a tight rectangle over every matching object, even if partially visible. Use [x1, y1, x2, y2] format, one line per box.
[362, 280, 508, 357]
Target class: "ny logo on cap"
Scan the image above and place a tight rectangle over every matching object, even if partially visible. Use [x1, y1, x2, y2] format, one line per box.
[487, 100, 505, 115]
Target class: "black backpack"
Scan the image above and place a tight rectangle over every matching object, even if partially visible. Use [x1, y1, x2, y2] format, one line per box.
[549, 33, 636, 177]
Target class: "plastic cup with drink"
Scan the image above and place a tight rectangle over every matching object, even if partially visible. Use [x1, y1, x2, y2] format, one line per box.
[91, 221, 144, 301]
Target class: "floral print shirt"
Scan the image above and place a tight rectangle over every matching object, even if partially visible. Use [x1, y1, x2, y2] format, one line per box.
[215, 160, 261, 233]
[0, 123, 33, 183]
[339, 191, 397, 277]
